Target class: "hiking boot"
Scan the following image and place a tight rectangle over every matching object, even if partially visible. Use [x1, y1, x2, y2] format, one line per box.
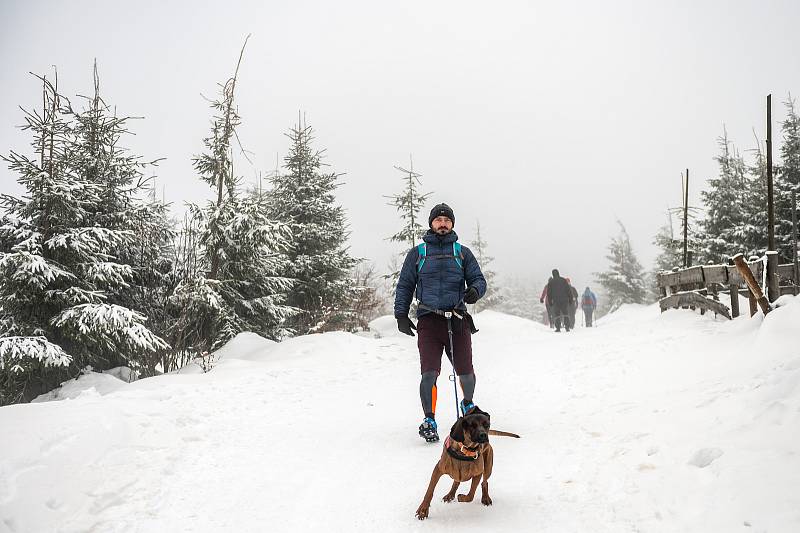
[418, 417, 439, 442]
[460, 400, 475, 417]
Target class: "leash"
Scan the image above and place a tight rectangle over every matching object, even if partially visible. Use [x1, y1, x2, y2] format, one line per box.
[445, 309, 460, 421]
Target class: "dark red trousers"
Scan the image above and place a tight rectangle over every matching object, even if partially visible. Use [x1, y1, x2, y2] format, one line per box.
[417, 313, 474, 375]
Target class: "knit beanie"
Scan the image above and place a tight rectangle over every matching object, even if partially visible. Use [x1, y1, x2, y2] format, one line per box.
[428, 203, 455, 228]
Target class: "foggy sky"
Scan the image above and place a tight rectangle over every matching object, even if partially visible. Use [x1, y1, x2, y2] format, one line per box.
[2, 0, 800, 294]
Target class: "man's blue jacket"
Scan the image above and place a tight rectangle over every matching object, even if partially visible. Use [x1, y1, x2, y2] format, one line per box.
[394, 230, 487, 318]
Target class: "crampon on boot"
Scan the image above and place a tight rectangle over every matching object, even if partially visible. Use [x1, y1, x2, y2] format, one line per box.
[418, 417, 439, 442]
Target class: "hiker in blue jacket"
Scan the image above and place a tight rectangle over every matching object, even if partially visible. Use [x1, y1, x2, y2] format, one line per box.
[581, 287, 597, 327]
[394, 203, 487, 442]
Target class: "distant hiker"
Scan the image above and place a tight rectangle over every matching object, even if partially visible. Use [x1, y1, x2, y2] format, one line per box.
[566, 277, 579, 330]
[394, 203, 487, 443]
[581, 287, 597, 327]
[546, 269, 573, 332]
[539, 279, 553, 328]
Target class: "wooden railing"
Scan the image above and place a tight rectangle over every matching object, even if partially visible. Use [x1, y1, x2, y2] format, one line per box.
[656, 258, 798, 318]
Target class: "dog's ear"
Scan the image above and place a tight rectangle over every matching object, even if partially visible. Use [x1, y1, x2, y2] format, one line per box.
[470, 405, 490, 420]
[449, 417, 465, 442]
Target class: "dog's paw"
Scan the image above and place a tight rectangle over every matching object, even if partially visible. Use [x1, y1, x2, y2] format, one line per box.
[442, 493, 456, 503]
[481, 494, 493, 506]
[415, 506, 429, 520]
[457, 494, 474, 503]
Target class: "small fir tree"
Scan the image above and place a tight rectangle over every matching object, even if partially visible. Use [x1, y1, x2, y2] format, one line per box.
[384, 158, 432, 287]
[69, 63, 174, 375]
[595, 220, 648, 311]
[267, 117, 356, 334]
[741, 133, 769, 258]
[469, 220, 502, 312]
[170, 39, 294, 356]
[700, 128, 749, 263]
[0, 71, 168, 404]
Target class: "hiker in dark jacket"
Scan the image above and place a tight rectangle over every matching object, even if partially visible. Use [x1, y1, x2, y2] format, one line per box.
[581, 287, 597, 327]
[546, 269, 573, 332]
[394, 203, 487, 443]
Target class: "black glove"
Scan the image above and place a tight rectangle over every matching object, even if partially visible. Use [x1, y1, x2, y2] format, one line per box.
[464, 286, 480, 305]
[397, 316, 417, 336]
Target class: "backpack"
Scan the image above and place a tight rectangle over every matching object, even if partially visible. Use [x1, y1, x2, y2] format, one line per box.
[582, 294, 594, 306]
[416, 242, 464, 272]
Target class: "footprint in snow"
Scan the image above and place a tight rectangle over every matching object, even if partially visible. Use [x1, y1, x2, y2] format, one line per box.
[688, 447, 723, 468]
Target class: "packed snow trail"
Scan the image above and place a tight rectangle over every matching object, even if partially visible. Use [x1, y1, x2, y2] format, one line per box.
[1, 298, 799, 532]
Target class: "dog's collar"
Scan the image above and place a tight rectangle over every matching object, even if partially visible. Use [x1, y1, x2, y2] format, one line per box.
[444, 435, 481, 462]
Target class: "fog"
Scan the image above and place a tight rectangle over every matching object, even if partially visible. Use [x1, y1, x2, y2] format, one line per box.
[2, 0, 800, 293]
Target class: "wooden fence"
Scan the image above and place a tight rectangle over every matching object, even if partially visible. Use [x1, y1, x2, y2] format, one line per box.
[656, 258, 798, 318]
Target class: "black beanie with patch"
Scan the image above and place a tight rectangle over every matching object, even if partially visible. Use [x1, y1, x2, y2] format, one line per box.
[428, 203, 455, 228]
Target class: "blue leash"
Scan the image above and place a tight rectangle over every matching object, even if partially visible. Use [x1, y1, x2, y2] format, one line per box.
[445, 309, 460, 421]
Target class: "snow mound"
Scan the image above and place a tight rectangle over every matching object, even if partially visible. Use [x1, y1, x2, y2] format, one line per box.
[32, 370, 129, 402]
[368, 314, 401, 338]
[211, 331, 277, 362]
[103, 366, 138, 382]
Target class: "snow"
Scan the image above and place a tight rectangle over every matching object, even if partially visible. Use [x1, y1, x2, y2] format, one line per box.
[1, 298, 800, 532]
[31, 370, 129, 403]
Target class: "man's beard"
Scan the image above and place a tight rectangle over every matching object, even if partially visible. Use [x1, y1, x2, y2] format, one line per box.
[435, 227, 450, 234]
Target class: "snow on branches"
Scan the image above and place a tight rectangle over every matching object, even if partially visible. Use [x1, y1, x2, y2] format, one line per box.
[0, 336, 72, 371]
[52, 304, 169, 354]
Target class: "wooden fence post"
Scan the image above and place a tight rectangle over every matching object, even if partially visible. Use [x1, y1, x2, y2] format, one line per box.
[748, 290, 758, 316]
[729, 284, 739, 318]
[733, 253, 772, 315]
[766, 251, 780, 302]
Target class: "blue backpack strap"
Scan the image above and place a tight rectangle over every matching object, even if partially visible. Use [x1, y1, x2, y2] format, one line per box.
[416, 243, 427, 272]
[453, 242, 463, 269]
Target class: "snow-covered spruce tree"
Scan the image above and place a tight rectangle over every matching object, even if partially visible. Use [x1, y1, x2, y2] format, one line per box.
[775, 96, 800, 261]
[699, 128, 749, 263]
[741, 135, 769, 258]
[267, 118, 356, 334]
[0, 72, 167, 404]
[469, 220, 502, 312]
[651, 222, 684, 300]
[384, 159, 432, 287]
[170, 43, 294, 356]
[68, 63, 173, 375]
[595, 220, 648, 311]
[651, 204, 702, 289]
[653, 220, 683, 273]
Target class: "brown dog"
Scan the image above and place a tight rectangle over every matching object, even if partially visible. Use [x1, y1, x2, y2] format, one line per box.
[415, 406, 520, 520]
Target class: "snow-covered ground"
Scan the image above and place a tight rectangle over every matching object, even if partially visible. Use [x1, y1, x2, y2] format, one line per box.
[1, 298, 799, 532]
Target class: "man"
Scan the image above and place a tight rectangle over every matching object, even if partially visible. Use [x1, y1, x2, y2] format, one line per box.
[566, 277, 579, 330]
[546, 269, 573, 332]
[581, 286, 597, 327]
[394, 203, 487, 443]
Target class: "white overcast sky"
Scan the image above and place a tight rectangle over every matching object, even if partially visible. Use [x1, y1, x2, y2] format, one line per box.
[2, 0, 800, 291]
